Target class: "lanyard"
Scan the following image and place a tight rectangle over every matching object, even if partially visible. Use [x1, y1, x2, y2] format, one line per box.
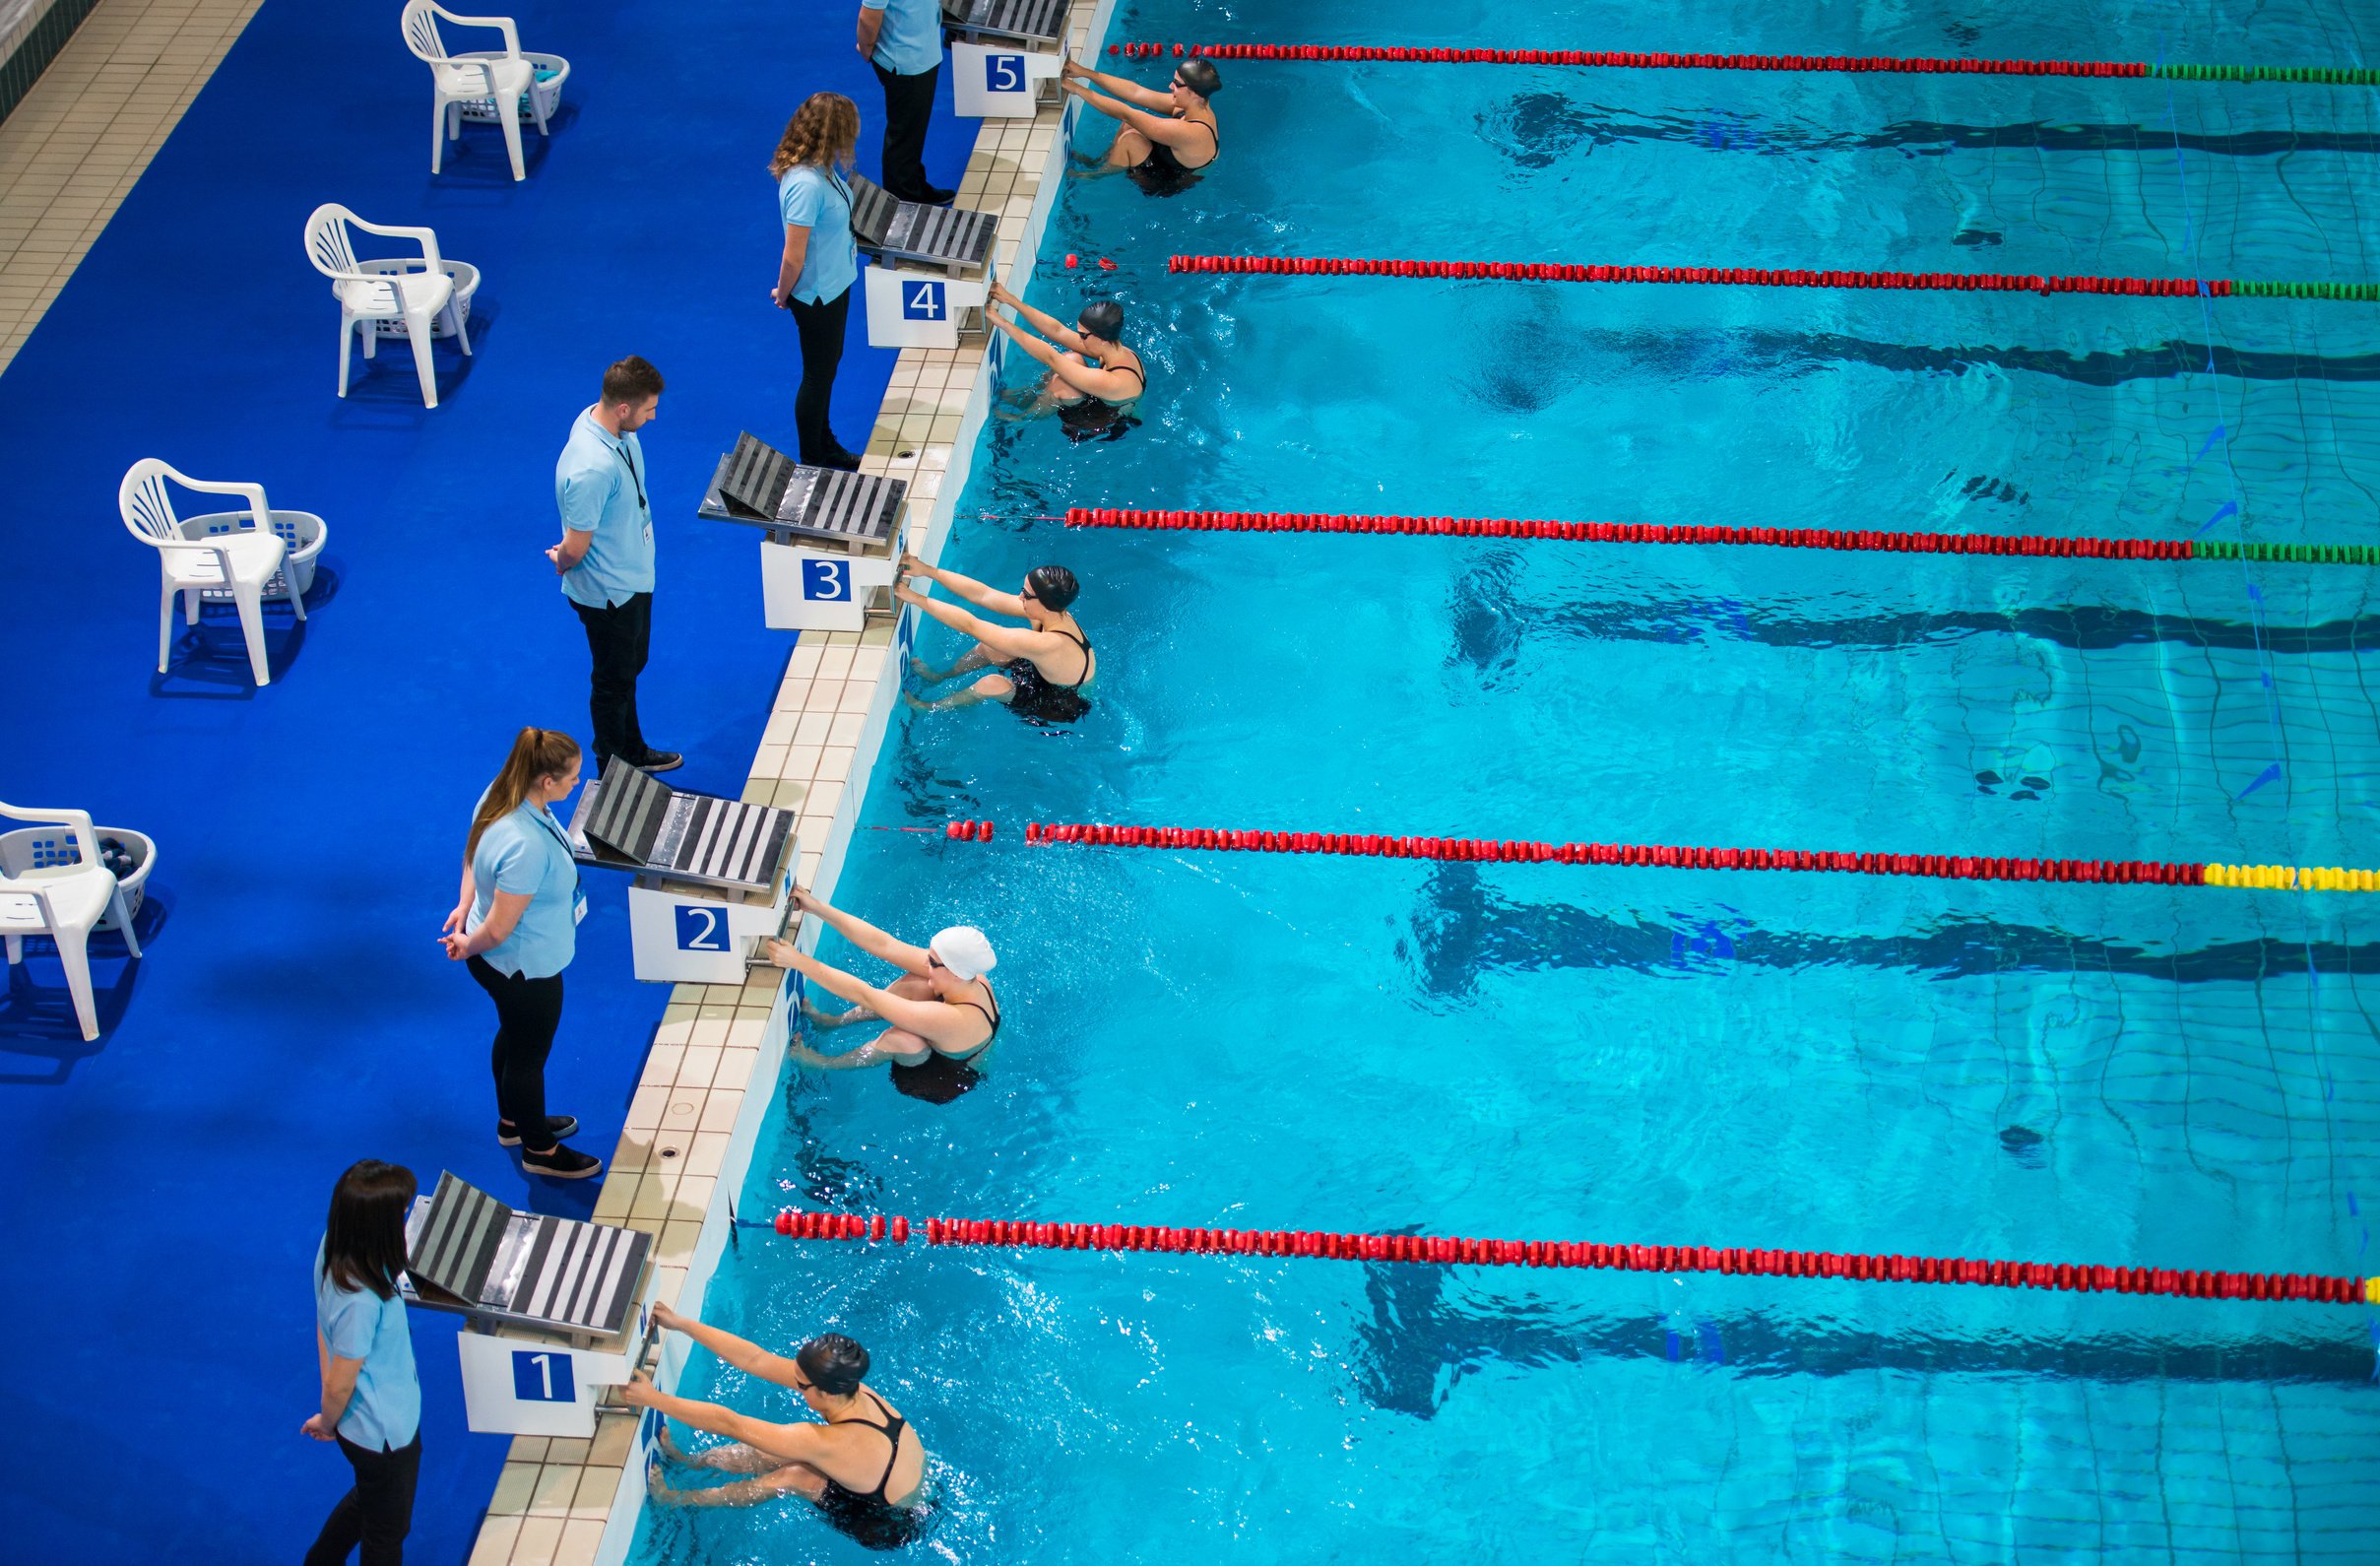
[611, 439, 647, 514]
[529, 807, 583, 898]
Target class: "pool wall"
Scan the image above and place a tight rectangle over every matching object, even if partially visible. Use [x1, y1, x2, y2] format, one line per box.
[585, 2, 1116, 1557]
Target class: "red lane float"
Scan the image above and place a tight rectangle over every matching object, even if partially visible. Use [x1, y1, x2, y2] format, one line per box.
[766, 1208, 2372, 1306]
[1127, 42, 2153, 75]
[1166, 254, 2237, 296]
[1063, 505, 2197, 559]
[942, 819, 997, 841]
[1009, 820, 2209, 888]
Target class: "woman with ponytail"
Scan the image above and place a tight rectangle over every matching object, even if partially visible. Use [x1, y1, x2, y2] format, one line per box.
[439, 728, 603, 1180]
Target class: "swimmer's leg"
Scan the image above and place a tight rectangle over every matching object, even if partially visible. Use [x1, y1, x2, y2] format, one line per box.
[801, 995, 880, 1029]
[1107, 127, 1153, 168]
[648, 1454, 827, 1507]
[910, 643, 999, 685]
[665, 1439, 792, 1475]
[908, 673, 1013, 713]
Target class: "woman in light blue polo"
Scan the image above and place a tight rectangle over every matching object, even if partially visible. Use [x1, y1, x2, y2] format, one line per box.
[771, 92, 865, 470]
[302, 1159, 422, 1566]
[438, 727, 603, 1180]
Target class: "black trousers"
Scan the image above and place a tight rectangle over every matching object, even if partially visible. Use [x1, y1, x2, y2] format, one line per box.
[873, 62, 939, 199]
[788, 287, 853, 464]
[304, 1431, 420, 1566]
[571, 590, 651, 771]
[468, 955, 563, 1148]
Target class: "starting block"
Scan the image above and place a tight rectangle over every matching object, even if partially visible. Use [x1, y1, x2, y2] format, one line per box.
[699, 431, 904, 633]
[567, 757, 799, 983]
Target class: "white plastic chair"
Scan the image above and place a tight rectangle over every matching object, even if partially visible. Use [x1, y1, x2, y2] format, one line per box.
[0, 803, 142, 1043]
[119, 458, 310, 685]
[303, 203, 472, 409]
[401, 0, 562, 182]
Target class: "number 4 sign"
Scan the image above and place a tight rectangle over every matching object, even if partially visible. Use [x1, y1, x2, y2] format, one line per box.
[901, 280, 945, 321]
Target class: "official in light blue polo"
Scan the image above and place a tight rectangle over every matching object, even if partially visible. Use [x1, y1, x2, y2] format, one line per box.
[772, 94, 866, 469]
[302, 1160, 424, 1566]
[858, 0, 951, 204]
[440, 728, 605, 1179]
[547, 355, 677, 774]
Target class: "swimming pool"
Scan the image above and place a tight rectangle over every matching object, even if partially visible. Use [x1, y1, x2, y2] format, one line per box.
[630, 1, 2380, 1558]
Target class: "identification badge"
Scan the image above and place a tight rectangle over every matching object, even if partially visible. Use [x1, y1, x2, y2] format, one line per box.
[574, 891, 589, 926]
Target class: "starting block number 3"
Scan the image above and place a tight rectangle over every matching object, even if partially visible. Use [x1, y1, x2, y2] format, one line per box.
[985, 53, 1025, 93]
[801, 557, 852, 602]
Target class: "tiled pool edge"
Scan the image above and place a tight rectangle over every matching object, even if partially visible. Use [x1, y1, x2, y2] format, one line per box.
[468, 9, 1117, 1562]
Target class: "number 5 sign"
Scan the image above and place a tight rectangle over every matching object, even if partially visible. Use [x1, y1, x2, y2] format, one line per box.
[951, 40, 1053, 116]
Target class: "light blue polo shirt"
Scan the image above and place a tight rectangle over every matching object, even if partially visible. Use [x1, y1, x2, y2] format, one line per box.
[470, 799, 580, 979]
[315, 1237, 420, 1452]
[779, 165, 859, 305]
[554, 409, 655, 610]
[864, 0, 942, 76]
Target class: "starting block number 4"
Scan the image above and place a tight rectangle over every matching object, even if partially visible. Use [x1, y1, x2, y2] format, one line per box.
[675, 905, 731, 951]
[985, 53, 1025, 93]
[512, 1349, 576, 1403]
[901, 280, 946, 321]
[801, 557, 853, 602]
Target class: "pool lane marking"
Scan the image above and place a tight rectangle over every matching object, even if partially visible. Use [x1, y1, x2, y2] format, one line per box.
[927, 818, 2380, 892]
[1168, 255, 2379, 299]
[1058, 506, 2380, 563]
[1105, 41, 2380, 87]
[750, 1206, 2380, 1307]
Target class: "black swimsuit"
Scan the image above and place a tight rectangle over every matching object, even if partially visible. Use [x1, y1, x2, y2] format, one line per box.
[1055, 358, 1143, 442]
[814, 1390, 924, 1549]
[888, 981, 1002, 1104]
[1129, 115, 1218, 197]
[998, 625, 1094, 726]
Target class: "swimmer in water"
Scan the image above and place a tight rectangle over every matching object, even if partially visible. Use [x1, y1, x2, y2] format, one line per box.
[625, 1310, 929, 1546]
[899, 556, 1095, 723]
[1060, 54, 1220, 196]
[986, 284, 1143, 437]
[763, 890, 1000, 1102]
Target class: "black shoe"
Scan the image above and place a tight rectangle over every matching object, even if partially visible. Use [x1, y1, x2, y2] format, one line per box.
[498, 1115, 579, 1147]
[521, 1143, 605, 1180]
[635, 750, 684, 773]
[916, 184, 957, 206]
[807, 447, 864, 473]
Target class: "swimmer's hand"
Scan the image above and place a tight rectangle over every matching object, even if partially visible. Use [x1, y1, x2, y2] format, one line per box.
[893, 583, 926, 608]
[762, 937, 804, 969]
[300, 1413, 337, 1442]
[1058, 78, 1086, 98]
[1061, 56, 1087, 79]
[987, 281, 1019, 310]
[898, 549, 931, 579]
[619, 1372, 660, 1408]
[649, 1301, 687, 1335]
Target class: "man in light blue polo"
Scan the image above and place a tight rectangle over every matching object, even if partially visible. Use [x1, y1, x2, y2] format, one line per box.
[859, 0, 952, 204]
[547, 356, 679, 774]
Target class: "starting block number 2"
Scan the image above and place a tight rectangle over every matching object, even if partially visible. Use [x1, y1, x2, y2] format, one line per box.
[985, 53, 1025, 93]
[675, 905, 730, 951]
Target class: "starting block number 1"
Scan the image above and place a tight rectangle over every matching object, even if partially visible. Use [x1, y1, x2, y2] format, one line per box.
[985, 53, 1025, 93]
[901, 280, 946, 321]
[512, 1349, 575, 1403]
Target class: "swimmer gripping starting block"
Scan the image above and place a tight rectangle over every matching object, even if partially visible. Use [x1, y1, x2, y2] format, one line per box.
[403, 1173, 650, 1342]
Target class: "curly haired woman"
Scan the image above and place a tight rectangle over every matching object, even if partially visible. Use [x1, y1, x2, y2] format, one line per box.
[772, 93, 866, 470]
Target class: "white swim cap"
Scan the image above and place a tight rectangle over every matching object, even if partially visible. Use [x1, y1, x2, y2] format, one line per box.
[930, 926, 997, 981]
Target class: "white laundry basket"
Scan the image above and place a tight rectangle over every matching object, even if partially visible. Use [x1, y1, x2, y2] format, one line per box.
[0, 825, 156, 931]
[174, 508, 328, 601]
[356, 258, 480, 341]
[453, 53, 568, 123]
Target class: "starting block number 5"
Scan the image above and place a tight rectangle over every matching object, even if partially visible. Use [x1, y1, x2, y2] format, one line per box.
[985, 53, 1025, 93]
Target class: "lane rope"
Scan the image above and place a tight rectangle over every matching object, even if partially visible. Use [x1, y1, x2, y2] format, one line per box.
[927, 818, 2380, 892]
[1105, 39, 2380, 85]
[1062, 506, 2378, 564]
[1167, 255, 2380, 300]
[750, 1207, 2379, 1307]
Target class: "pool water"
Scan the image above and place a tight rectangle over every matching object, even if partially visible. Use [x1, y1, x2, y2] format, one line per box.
[634, 1, 2380, 1559]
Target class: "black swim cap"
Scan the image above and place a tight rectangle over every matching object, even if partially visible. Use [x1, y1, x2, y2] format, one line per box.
[1026, 564, 1080, 611]
[1177, 57, 1221, 98]
[1077, 297, 1125, 343]
[796, 1334, 870, 1397]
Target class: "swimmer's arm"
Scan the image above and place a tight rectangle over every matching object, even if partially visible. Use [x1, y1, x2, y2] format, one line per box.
[851, 985, 970, 1049]
[657, 1311, 808, 1393]
[628, 1380, 824, 1466]
[1002, 294, 1086, 354]
[1064, 82, 1208, 151]
[988, 308, 1062, 366]
[1066, 61, 1174, 111]
[892, 587, 1045, 660]
[794, 892, 932, 971]
[909, 559, 1029, 619]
